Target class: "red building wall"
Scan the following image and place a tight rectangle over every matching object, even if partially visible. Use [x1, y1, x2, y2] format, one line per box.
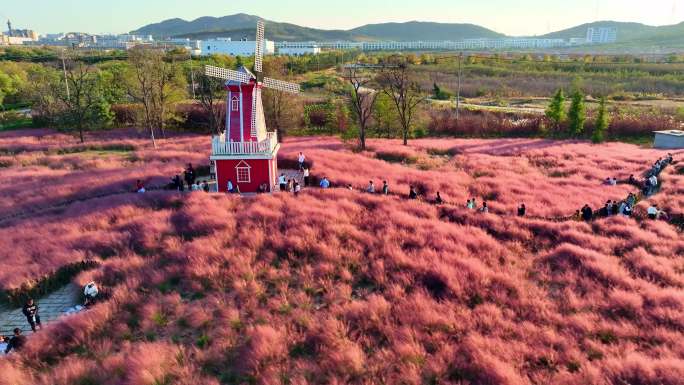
[226, 84, 255, 143]
[215, 158, 274, 193]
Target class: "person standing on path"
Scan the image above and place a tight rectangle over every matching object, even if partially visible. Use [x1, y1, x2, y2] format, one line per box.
[303, 167, 310, 187]
[279, 174, 287, 191]
[22, 298, 41, 332]
[298, 152, 306, 171]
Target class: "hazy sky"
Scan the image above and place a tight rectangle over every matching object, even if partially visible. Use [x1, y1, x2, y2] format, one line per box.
[2, 0, 683, 36]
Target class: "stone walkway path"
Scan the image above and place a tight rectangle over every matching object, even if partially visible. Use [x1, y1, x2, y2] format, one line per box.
[275, 169, 305, 192]
[0, 284, 81, 336]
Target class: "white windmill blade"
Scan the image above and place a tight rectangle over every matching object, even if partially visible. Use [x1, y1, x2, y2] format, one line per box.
[254, 21, 265, 73]
[205, 65, 252, 84]
[251, 88, 258, 136]
[263, 77, 300, 94]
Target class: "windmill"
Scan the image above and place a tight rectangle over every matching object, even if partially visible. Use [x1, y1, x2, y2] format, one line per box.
[205, 21, 300, 143]
[205, 21, 301, 194]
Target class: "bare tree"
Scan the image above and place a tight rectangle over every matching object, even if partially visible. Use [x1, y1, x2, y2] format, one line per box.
[377, 57, 425, 145]
[262, 57, 300, 141]
[125, 48, 186, 148]
[195, 70, 225, 135]
[345, 66, 379, 150]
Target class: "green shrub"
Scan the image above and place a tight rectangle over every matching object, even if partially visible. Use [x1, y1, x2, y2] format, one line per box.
[375, 151, 418, 164]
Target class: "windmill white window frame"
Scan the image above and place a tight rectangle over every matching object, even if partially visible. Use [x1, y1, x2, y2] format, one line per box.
[231, 96, 239, 112]
[236, 161, 251, 183]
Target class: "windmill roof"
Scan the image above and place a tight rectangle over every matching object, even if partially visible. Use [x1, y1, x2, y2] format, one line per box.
[238, 66, 256, 79]
[225, 66, 256, 86]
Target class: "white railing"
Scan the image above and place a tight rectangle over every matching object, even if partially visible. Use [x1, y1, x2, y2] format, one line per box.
[212, 132, 278, 155]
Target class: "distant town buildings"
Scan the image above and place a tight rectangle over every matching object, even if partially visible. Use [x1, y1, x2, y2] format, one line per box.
[1, 20, 619, 54]
[1, 20, 38, 45]
[586, 27, 618, 44]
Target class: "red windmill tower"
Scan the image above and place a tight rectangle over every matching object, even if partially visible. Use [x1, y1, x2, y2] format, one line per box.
[205, 21, 300, 193]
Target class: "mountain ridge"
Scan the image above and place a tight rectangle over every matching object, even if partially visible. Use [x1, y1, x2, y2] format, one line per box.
[131, 14, 684, 47]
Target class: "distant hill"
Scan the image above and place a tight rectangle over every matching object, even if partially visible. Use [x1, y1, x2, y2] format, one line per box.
[132, 13, 357, 41]
[348, 21, 504, 41]
[541, 21, 684, 43]
[132, 14, 504, 42]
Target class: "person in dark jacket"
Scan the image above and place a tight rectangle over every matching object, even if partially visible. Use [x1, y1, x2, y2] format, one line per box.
[22, 299, 41, 332]
[408, 186, 418, 199]
[184, 164, 195, 187]
[581, 204, 593, 222]
[434, 192, 443, 204]
[518, 204, 526, 217]
[5, 328, 26, 354]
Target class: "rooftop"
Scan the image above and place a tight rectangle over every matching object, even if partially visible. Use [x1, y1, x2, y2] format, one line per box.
[654, 130, 684, 137]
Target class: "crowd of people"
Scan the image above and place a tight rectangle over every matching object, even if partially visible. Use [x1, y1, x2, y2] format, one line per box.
[167, 163, 210, 193]
[303, 152, 676, 223]
[576, 154, 675, 222]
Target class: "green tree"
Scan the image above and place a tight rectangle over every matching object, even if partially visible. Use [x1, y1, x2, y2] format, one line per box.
[592, 97, 609, 143]
[28, 61, 112, 142]
[676, 106, 684, 122]
[373, 93, 399, 139]
[568, 89, 586, 137]
[545, 88, 565, 130]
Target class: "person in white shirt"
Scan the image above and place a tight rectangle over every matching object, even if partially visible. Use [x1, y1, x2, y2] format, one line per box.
[647, 205, 658, 219]
[298, 152, 306, 170]
[303, 167, 310, 186]
[294, 182, 301, 196]
[191, 182, 199, 191]
[367, 181, 375, 193]
[84, 281, 99, 307]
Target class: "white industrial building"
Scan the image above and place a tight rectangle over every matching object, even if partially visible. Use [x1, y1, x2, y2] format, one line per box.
[201, 38, 275, 56]
[275, 38, 568, 52]
[277, 45, 321, 56]
[586, 27, 617, 44]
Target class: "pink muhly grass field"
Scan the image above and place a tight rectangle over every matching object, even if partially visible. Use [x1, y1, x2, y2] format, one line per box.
[0, 128, 683, 384]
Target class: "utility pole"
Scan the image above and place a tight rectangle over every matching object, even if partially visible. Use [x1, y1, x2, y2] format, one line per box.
[61, 52, 70, 100]
[456, 52, 462, 123]
[190, 55, 196, 99]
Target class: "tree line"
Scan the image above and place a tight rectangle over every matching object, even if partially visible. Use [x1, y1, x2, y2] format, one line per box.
[545, 85, 610, 143]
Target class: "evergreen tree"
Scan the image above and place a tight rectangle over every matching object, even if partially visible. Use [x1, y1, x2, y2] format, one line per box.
[592, 97, 609, 143]
[433, 83, 441, 99]
[568, 89, 586, 136]
[545, 88, 565, 130]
